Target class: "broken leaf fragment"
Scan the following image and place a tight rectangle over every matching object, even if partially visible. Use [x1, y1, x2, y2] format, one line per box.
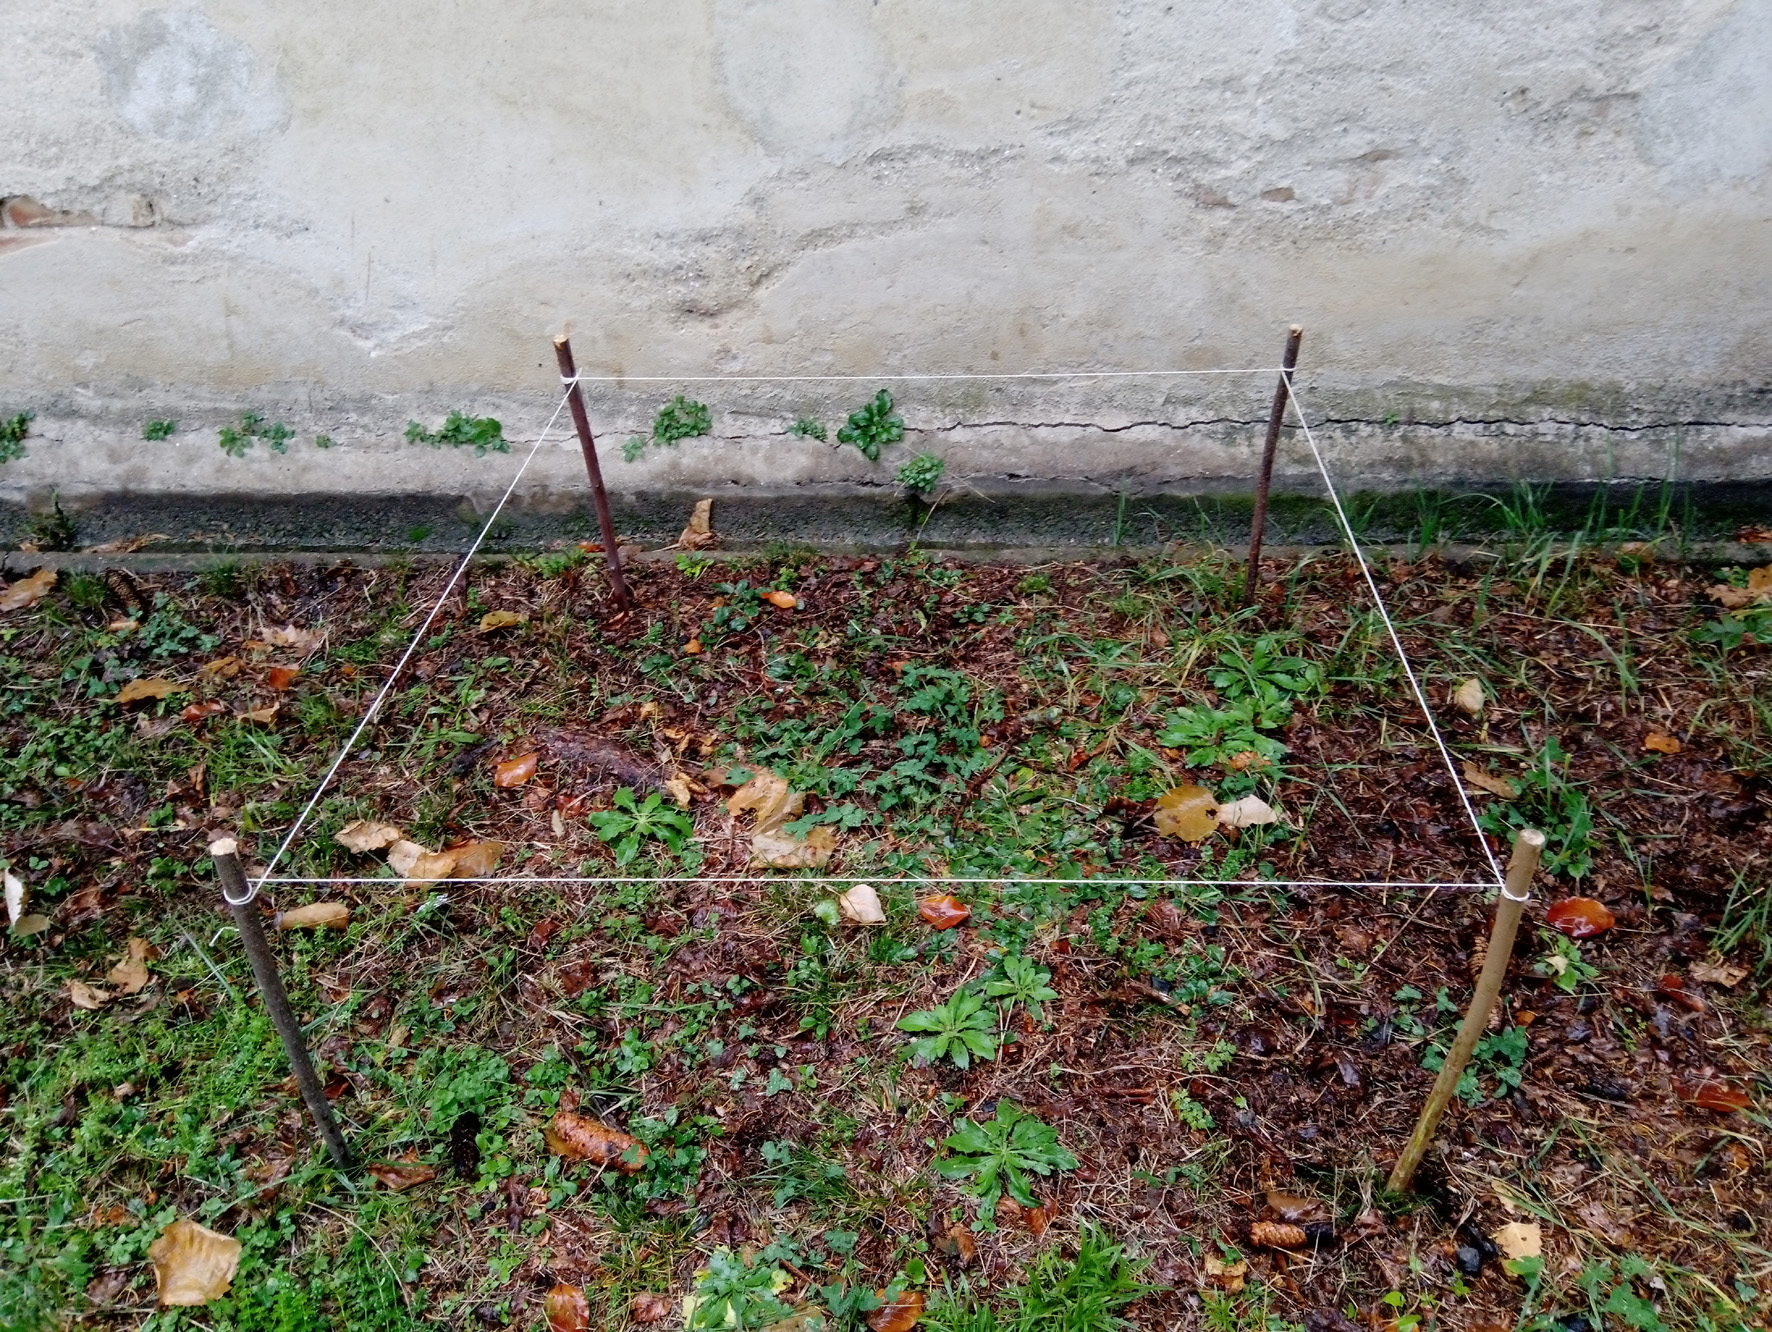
[117, 677, 185, 704]
[366, 1161, 438, 1191]
[837, 883, 886, 925]
[0, 567, 56, 613]
[337, 821, 404, 853]
[1452, 677, 1485, 717]
[68, 979, 114, 1009]
[275, 902, 351, 931]
[917, 894, 970, 930]
[1545, 897, 1615, 939]
[478, 609, 528, 632]
[545, 1111, 648, 1172]
[1202, 1253, 1248, 1293]
[1216, 794, 1279, 827]
[494, 752, 539, 787]
[728, 770, 800, 831]
[1154, 785, 1218, 842]
[1462, 762, 1518, 799]
[148, 1217, 241, 1306]
[105, 937, 154, 994]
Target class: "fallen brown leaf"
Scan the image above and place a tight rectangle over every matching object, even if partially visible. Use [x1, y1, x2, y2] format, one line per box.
[1216, 794, 1279, 827]
[402, 847, 461, 883]
[1154, 784, 1218, 841]
[545, 1111, 647, 1171]
[264, 665, 300, 692]
[148, 1218, 241, 1306]
[116, 677, 185, 704]
[479, 609, 528, 632]
[449, 841, 504, 878]
[1266, 1190, 1332, 1223]
[1546, 897, 1616, 938]
[105, 937, 154, 994]
[728, 770, 800, 831]
[494, 752, 539, 787]
[1202, 1253, 1247, 1292]
[865, 1289, 924, 1332]
[1463, 761, 1519, 799]
[1452, 677, 1485, 717]
[663, 774, 696, 808]
[275, 902, 352, 931]
[1690, 959, 1750, 988]
[1708, 567, 1772, 609]
[764, 589, 801, 610]
[0, 567, 56, 613]
[1679, 1078, 1752, 1112]
[386, 840, 429, 878]
[261, 624, 323, 655]
[630, 1292, 673, 1324]
[837, 883, 886, 924]
[68, 979, 114, 1009]
[181, 699, 229, 723]
[1643, 731, 1682, 755]
[1492, 1221, 1542, 1260]
[917, 894, 971, 930]
[366, 1161, 438, 1191]
[202, 656, 243, 678]
[545, 1284, 591, 1332]
[750, 826, 837, 869]
[237, 704, 279, 725]
[676, 498, 716, 550]
[337, 821, 404, 853]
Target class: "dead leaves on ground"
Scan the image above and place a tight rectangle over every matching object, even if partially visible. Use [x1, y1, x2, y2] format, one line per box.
[494, 752, 539, 787]
[366, 1159, 439, 1191]
[1463, 762, 1519, 799]
[1153, 785, 1282, 842]
[336, 821, 403, 853]
[274, 902, 351, 931]
[479, 609, 529, 633]
[148, 1218, 241, 1306]
[338, 821, 503, 883]
[1708, 566, 1772, 609]
[729, 770, 837, 868]
[544, 1111, 647, 1171]
[1545, 896, 1616, 938]
[116, 677, 185, 705]
[837, 882, 886, 924]
[917, 894, 970, 930]
[0, 566, 56, 613]
[675, 498, 717, 551]
[545, 1283, 591, 1332]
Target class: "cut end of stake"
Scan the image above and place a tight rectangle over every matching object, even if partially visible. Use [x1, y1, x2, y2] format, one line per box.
[1289, 323, 1304, 335]
[1518, 827, 1547, 849]
[209, 837, 238, 857]
[553, 333, 569, 349]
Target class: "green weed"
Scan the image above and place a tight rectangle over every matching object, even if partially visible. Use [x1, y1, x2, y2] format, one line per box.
[219, 411, 295, 457]
[404, 411, 507, 456]
[789, 417, 828, 442]
[589, 787, 694, 865]
[624, 395, 712, 461]
[937, 1102, 1077, 1228]
[142, 419, 177, 440]
[898, 987, 998, 1069]
[838, 390, 903, 462]
[896, 452, 946, 495]
[0, 411, 32, 463]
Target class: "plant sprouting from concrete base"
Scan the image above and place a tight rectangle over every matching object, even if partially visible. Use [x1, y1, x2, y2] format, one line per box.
[896, 451, 945, 496]
[143, 420, 177, 441]
[788, 417, 827, 441]
[219, 412, 295, 458]
[405, 411, 508, 456]
[625, 395, 712, 461]
[1, 412, 35, 465]
[838, 390, 903, 461]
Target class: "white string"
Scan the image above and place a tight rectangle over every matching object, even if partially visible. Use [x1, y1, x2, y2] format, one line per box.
[1281, 377, 1506, 886]
[260, 875, 1498, 890]
[561, 368, 1285, 384]
[240, 388, 578, 906]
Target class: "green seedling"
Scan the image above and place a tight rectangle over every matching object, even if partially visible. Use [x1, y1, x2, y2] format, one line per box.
[938, 1101, 1077, 1228]
[625, 395, 712, 461]
[899, 986, 998, 1068]
[589, 787, 694, 865]
[142, 420, 177, 440]
[405, 411, 508, 455]
[684, 1248, 795, 1331]
[896, 451, 946, 495]
[838, 389, 903, 461]
[0, 411, 31, 464]
[1478, 736, 1595, 877]
[984, 955, 1059, 1022]
[218, 411, 295, 457]
[788, 416, 827, 441]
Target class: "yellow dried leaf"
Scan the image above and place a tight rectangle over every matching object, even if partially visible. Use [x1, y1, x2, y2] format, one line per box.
[404, 849, 462, 884]
[1462, 761, 1518, 799]
[237, 704, 279, 725]
[677, 498, 716, 550]
[1216, 795, 1278, 827]
[149, 1218, 242, 1306]
[202, 656, 242, 678]
[728, 771, 801, 832]
[1452, 677, 1485, 717]
[837, 883, 886, 924]
[1492, 1221, 1542, 1260]
[479, 609, 528, 632]
[1153, 785, 1218, 842]
[1643, 731, 1682, 755]
[1690, 959, 1749, 988]
[386, 840, 429, 877]
[1202, 1253, 1247, 1292]
[68, 979, 114, 1009]
[0, 567, 56, 613]
[262, 624, 323, 654]
[663, 775, 695, 808]
[450, 841, 503, 878]
[275, 902, 352, 931]
[105, 937, 154, 994]
[116, 677, 185, 704]
[750, 826, 837, 869]
[336, 820, 404, 853]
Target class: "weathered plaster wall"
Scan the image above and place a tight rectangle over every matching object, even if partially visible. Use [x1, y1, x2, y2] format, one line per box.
[2, 0, 1770, 542]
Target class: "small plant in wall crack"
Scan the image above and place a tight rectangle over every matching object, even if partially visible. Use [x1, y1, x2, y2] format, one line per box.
[624, 394, 712, 461]
[788, 416, 827, 442]
[1, 411, 35, 464]
[895, 451, 945, 497]
[405, 410, 508, 456]
[219, 411, 295, 458]
[142, 419, 177, 441]
[838, 389, 903, 461]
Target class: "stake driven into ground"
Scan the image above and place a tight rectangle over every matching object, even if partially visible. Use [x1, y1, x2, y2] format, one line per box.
[0, 543, 1768, 1332]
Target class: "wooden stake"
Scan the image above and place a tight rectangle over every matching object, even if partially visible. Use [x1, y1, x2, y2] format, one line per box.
[1387, 827, 1544, 1194]
[212, 839, 352, 1170]
[1242, 325, 1304, 607]
[552, 334, 633, 612]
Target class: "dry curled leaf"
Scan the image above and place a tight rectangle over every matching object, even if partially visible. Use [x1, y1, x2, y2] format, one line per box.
[1216, 794, 1279, 827]
[149, 1218, 242, 1307]
[449, 841, 504, 879]
[264, 665, 299, 692]
[237, 704, 279, 725]
[865, 1289, 924, 1332]
[677, 498, 716, 550]
[366, 1161, 437, 1191]
[1463, 762, 1518, 799]
[337, 821, 404, 854]
[106, 937, 154, 994]
[630, 1293, 673, 1325]
[683, 638, 703, 655]
[1546, 897, 1616, 939]
[917, 894, 971, 930]
[387, 839, 429, 878]
[494, 752, 539, 787]
[1203, 1253, 1248, 1292]
[402, 848, 461, 884]
[663, 774, 696, 808]
[750, 826, 837, 869]
[544, 1111, 647, 1172]
[1154, 784, 1218, 842]
[275, 902, 351, 931]
[202, 656, 242, 678]
[116, 677, 185, 704]
[838, 883, 886, 924]
[68, 979, 114, 1009]
[0, 567, 56, 613]
[479, 609, 529, 632]
[1249, 1221, 1308, 1249]
[1492, 1221, 1542, 1260]
[728, 771, 800, 832]
[545, 1283, 591, 1332]
[1643, 731, 1682, 755]
[1453, 677, 1485, 717]
[1708, 567, 1772, 609]
[262, 624, 323, 655]
[1690, 959, 1749, 988]
[181, 699, 228, 723]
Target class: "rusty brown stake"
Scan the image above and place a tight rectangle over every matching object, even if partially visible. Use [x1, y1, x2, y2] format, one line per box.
[212, 838, 352, 1170]
[1242, 325, 1305, 607]
[552, 334, 632, 612]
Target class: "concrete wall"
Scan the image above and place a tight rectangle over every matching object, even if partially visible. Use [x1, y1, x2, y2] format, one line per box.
[3, 0, 1770, 547]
